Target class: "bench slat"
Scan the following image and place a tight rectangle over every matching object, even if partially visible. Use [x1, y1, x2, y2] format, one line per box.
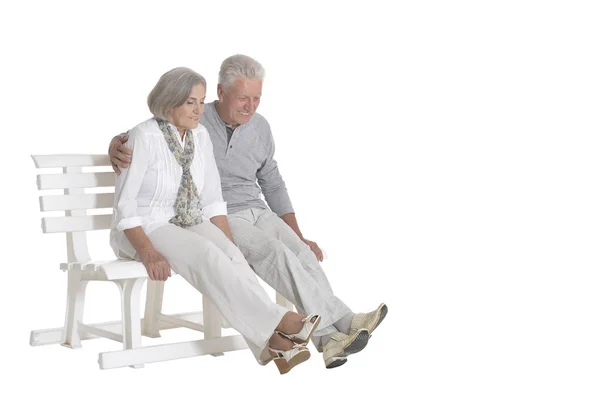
[40, 193, 114, 211]
[37, 172, 115, 190]
[42, 215, 112, 233]
[60, 259, 147, 279]
[31, 154, 110, 168]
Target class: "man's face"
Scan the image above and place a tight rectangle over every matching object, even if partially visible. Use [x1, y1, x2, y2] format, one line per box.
[217, 77, 262, 127]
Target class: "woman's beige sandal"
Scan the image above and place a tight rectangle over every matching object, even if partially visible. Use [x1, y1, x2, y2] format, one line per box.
[277, 314, 321, 345]
[270, 344, 311, 374]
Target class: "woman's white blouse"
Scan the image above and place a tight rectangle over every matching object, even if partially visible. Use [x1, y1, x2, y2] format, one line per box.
[110, 118, 226, 258]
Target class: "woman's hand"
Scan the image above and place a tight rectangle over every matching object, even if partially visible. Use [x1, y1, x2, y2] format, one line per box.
[124, 227, 170, 280]
[139, 248, 172, 281]
[210, 215, 235, 243]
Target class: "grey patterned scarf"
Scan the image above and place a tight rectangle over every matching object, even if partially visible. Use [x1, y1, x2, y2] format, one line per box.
[156, 118, 202, 228]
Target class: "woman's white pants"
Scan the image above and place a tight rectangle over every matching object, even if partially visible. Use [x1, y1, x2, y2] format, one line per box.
[147, 220, 288, 364]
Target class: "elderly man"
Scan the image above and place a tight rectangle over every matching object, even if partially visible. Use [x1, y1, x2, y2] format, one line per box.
[109, 54, 387, 369]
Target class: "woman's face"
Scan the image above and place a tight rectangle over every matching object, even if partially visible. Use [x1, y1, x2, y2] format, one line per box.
[169, 83, 206, 133]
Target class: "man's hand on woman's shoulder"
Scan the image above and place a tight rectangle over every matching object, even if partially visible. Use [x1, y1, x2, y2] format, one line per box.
[109, 133, 132, 174]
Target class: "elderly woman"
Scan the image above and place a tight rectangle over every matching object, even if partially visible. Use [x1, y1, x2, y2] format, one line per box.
[109, 66, 320, 374]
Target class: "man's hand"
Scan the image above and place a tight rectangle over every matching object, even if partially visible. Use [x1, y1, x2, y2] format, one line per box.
[280, 213, 324, 261]
[303, 239, 324, 262]
[139, 248, 172, 281]
[109, 134, 132, 174]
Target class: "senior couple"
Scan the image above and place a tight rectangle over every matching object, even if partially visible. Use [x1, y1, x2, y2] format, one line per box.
[109, 54, 387, 374]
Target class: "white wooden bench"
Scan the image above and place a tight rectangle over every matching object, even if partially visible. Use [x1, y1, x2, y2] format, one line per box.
[30, 154, 294, 369]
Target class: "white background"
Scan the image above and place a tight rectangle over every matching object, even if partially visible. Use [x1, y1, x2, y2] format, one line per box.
[1, 0, 599, 397]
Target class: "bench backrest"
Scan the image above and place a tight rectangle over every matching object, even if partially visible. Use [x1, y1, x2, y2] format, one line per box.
[32, 154, 116, 263]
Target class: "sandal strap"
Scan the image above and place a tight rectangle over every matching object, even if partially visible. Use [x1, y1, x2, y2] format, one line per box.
[302, 313, 319, 323]
[269, 344, 306, 359]
[275, 314, 321, 342]
[275, 330, 295, 341]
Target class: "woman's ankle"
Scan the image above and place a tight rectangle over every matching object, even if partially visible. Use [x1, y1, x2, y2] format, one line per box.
[269, 333, 294, 352]
[277, 312, 304, 335]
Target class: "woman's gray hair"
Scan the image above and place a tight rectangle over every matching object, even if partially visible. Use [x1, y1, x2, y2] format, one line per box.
[218, 54, 265, 89]
[148, 67, 207, 120]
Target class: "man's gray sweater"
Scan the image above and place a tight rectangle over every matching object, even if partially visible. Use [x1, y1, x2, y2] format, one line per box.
[200, 101, 294, 216]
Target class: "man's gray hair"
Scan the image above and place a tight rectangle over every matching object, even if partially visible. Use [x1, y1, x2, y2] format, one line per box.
[148, 67, 206, 120]
[218, 54, 265, 89]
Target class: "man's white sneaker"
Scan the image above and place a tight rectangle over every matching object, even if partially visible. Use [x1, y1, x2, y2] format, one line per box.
[322, 329, 369, 369]
[349, 303, 388, 337]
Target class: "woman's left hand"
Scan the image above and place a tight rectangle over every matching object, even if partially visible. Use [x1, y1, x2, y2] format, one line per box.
[303, 239, 323, 262]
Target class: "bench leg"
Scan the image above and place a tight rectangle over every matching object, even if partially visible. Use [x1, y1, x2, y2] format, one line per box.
[61, 270, 88, 349]
[116, 278, 146, 368]
[203, 297, 224, 356]
[276, 292, 294, 311]
[142, 280, 164, 338]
